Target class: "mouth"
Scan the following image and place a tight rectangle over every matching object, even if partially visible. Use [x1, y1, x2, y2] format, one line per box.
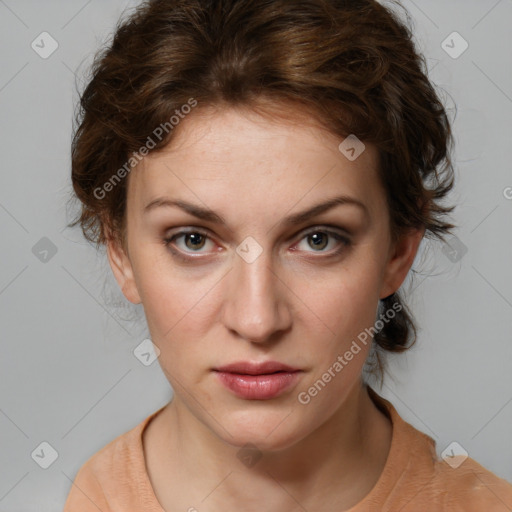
[212, 361, 303, 400]
[213, 361, 301, 375]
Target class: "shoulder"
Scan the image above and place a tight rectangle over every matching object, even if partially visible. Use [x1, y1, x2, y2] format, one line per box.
[62, 406, 166, 512]
[366, 387, 512, 511]
[426, 456, 512, 511]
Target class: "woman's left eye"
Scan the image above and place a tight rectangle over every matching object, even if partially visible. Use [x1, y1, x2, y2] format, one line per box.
[294, 229, 350, 254]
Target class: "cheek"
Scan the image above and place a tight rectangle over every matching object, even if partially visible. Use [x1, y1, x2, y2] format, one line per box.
[133, 245, 204, 324]
[133, 259, 219, 366]
[294, 259, 382, 339]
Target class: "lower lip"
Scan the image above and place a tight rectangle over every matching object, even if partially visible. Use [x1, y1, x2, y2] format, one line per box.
[215, 371, 302, 400]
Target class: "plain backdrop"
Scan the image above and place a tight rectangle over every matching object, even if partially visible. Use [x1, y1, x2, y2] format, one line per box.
[0, 0, 511, 510]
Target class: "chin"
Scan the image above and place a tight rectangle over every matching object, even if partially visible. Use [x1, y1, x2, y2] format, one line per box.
[217, 408, 308, 453]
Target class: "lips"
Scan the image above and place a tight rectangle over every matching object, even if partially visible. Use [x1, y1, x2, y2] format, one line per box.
[213, 361, 302, 400]
[214, 361, 301, 375]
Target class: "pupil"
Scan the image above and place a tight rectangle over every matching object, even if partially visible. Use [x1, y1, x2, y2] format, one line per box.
[186, 233, 205, 250]
[310, 233, 327, 250]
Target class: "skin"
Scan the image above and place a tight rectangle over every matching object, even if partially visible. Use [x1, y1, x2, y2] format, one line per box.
[107, 104, 425, 511]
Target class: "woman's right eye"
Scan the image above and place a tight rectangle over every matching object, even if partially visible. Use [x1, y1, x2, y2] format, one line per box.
[163, 230, 216, 255]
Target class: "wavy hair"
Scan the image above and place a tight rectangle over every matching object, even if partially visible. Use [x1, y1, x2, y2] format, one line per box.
[68, 0, 456, 385]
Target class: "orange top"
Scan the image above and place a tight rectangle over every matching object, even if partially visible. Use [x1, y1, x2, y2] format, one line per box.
[63, 387, 512, 511]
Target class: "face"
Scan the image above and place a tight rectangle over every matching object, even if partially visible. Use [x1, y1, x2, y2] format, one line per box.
[108, 105, 423, 451]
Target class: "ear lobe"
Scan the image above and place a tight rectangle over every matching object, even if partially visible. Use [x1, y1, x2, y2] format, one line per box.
[106, 239, 142, 305]
[379, 227, 425, 300]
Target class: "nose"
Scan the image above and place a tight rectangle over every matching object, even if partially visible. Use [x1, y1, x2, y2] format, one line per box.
[221, 246, 292, 344]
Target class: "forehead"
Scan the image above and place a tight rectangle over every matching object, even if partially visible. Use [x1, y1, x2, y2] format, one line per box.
[126, 106, 384, 220]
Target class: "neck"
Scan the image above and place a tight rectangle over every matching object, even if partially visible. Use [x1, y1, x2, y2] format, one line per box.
[157, 381, 392, 511]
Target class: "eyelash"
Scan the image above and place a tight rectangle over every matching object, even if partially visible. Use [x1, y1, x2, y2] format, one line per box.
[162, 226, 351, 262]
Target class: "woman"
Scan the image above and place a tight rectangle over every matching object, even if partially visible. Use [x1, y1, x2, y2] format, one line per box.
[64, 0, 512, 510]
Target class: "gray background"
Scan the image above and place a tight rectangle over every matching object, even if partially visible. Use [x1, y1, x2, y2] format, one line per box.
[0, 0, 511, 510]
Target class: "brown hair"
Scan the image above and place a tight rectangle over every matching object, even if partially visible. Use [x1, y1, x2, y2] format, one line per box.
[67, 0, 456, 385]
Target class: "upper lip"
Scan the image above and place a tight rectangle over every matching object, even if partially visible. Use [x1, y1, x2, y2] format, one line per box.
[214, 361, 301, 375]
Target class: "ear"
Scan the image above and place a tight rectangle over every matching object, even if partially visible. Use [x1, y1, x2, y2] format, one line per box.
[106, 238, 142, 305]
[379, 227, 425, 300]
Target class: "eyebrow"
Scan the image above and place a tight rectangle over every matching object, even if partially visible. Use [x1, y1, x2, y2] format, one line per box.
[143, 195, 369, 225]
